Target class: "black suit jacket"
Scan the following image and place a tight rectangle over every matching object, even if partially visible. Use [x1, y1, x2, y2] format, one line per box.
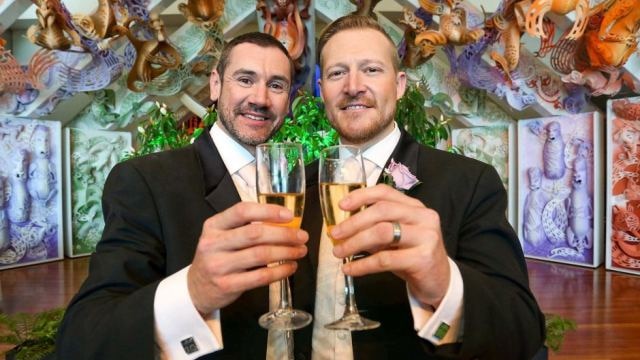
[56, 131, 544, 359]
[296, 130, 545, 359]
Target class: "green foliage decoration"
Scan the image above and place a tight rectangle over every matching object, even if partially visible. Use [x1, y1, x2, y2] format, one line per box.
[395, 82, 454, 150]
[544, 313, 577, 353]
[0, 308, 65, 360]
[125, 102, 215, 160]
[271, 91, 338, 164]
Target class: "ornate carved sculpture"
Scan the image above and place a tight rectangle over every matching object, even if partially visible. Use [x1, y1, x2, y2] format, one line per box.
[178, 0, 225, 29]
[124, 15, 183, 92]
[71, 0, 126, 50]
[0, 39, 56, 95]
[583, 0, 640, 69]
[256, 0, 310, 63]
[27, 0, 83, 51]
[349, 0, 382, 19]
[413, 0, 484, 62]
[521, 0, 589, 40]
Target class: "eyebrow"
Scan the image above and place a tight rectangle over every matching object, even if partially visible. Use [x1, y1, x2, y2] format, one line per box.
[230, 69, 290, 85]
[326, 58, 387, 69]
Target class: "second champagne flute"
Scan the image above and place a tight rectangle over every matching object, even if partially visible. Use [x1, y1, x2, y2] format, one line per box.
[256, 142, 313, 331]
[318, 145, 380, 331]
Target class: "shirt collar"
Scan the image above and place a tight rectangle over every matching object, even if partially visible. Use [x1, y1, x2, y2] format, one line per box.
[210, 122, 254, 175]
[360, 122, 401, 169]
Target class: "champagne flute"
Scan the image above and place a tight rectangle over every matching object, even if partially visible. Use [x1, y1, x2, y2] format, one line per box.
[318, 145, 380, 331]
[256, 142, 313, 331]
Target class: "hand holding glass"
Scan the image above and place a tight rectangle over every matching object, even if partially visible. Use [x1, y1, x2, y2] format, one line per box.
[318, 145, 380, 331]
[256, 143, 313, 330]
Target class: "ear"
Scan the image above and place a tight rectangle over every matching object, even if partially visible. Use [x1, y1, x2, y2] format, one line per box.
[209, 70, 221, 102]
[396, 71, 407, 100]
[317, 77, 325, 102]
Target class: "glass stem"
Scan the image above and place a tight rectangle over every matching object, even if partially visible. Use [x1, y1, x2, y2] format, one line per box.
[342, 256, 359, 317]
[278, 266, 292, 310]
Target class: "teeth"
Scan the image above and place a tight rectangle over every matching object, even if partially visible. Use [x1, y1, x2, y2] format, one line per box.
[345, 105, 367, 110]
[245, 114, 266, 121]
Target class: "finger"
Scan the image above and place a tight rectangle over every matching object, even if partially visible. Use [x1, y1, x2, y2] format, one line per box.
[209, 223, 308, 252]
[341, 247, 419, 277]
[205, 202, 294, 231]
[333, 221, 408, 257]
[339, 184, 423, 211]
[331, 202, 438, 243]
[219, 244, 308, 273]
[215, 261, 300, 294]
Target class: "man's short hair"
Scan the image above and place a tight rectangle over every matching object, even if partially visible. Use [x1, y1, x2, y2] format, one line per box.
[316, 15, 400, 72]
[216, 32, 295, 81]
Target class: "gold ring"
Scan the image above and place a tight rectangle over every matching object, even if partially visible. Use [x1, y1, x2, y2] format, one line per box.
[391, 221, 402, 245]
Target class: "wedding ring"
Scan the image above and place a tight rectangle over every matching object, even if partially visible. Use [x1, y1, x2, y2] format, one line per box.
[391, 221, 402, 246]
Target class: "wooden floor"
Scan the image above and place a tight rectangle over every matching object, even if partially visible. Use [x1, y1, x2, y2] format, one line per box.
[1, 258, 639, 359]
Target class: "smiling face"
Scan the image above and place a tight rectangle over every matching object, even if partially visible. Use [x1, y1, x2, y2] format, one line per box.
[319, 28, 406, 146]
[210, 42, 292, 147]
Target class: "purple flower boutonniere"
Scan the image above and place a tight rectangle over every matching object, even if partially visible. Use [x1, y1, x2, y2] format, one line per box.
[382, 159, 421, 191]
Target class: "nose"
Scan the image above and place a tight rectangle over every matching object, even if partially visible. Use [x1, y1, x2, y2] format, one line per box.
[345, 71, 365, 97]
[250, 82, 271, 108]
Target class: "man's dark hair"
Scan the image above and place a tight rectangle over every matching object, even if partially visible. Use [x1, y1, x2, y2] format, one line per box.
[216, 32, 295, 81]
[316, 15, 400, 72]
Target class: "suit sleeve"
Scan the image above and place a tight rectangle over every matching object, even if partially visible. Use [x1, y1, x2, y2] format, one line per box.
[453, 165, 545, 359]
[56, 160, 167, 359]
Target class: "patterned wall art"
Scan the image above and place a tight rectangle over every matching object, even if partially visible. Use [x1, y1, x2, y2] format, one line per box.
[517, 112, 603, 267]
[63, 128, 131, 257]
[0, 117, 63, 269]
[451, 124, 516, 226]
[606, 97, 640, 275]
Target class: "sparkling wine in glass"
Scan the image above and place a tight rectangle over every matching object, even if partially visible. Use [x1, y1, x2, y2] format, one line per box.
[318, 145, 380, 331]
[256, 143, 313, 331]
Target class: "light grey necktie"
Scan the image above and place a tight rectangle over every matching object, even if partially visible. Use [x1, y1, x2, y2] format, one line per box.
[235, 161, 257, 202]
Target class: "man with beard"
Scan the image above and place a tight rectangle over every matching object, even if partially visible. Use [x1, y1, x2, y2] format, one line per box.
[306, 15, 545, 359]
[56, 32, 308, 359]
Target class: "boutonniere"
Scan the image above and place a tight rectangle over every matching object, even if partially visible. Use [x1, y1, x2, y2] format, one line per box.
[382, 158, 421, 191]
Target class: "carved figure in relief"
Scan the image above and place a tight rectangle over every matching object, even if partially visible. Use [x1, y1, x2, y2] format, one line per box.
[28, 125, 56, 204]
[612, 99, 640, 121]
[584, 0, 640, 69]
[522, 0, 589, 40]
[612, 204, 640, 258]
[611, 119, 640, 198]
[565, 152, 593, 250]
[412, 0, 484, 62]
[72, 0, 126, 50]
[350, 0, 382, 18]
[0, 40, 56, 95]
[123, 15, 182, 92]
[542, 121, 566, 180]
[27, 0, 83, 51]
[523, 167, 548, 247]
[7, 149, 31, 224]
[257, 0, 310, 63]
[178, 0, 225, 29]
[0, 176, 9, 252]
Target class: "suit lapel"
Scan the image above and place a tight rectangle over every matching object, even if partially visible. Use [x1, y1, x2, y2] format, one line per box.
[193, 130, 242, 212]
[193, 131, 269, 358]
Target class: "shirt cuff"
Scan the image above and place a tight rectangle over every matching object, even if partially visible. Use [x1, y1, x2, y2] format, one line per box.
[154, 266, 223, 359]
[408, 257, 464, 345]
